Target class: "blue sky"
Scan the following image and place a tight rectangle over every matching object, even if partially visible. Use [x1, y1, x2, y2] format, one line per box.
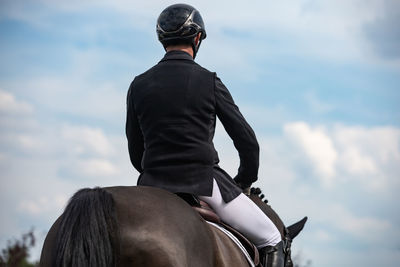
[0, 0, 399, 266]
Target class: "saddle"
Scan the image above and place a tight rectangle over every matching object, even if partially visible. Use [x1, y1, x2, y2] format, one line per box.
[176, 193, 260, 266]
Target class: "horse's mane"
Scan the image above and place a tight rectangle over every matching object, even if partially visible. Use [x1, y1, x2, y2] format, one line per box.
[250, 187, 268, 203]
[53, 187, 119, 267]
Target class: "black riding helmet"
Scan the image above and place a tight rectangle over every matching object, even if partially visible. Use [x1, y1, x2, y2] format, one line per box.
[157, 4, 207, 59]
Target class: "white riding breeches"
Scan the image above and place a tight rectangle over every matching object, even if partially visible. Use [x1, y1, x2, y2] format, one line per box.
[199, 179, 281, 248]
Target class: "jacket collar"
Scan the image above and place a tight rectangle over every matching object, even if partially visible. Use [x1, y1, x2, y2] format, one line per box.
[159, 50, 194, 62]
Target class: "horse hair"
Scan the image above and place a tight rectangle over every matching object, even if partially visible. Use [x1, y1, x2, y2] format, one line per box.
[53, 187, 119, 267]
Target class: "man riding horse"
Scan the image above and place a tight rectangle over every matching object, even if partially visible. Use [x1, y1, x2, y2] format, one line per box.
[126, 4, 285, 266]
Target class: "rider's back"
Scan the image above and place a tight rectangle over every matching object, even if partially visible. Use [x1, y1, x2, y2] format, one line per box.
[128, 50, 218, 197]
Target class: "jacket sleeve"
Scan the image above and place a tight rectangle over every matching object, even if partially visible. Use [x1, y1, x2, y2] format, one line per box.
[214, 75, 259, 186]
[125, 84, 144, 173]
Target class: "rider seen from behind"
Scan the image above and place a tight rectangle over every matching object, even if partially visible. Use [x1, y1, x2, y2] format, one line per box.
[126, 4, 284, 267]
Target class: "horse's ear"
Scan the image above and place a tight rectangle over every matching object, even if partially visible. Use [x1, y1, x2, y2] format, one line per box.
[287, 216, 308, 240]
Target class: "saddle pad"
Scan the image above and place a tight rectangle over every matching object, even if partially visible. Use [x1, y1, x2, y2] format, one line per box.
[207, 221, 256, 267]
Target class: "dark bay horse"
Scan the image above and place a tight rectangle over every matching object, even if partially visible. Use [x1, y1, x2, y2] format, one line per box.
[39, 186, 306, 267]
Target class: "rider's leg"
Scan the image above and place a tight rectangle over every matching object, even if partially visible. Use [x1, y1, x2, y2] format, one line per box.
[199, 179, 285, 266]
[198, 179, 281, 248]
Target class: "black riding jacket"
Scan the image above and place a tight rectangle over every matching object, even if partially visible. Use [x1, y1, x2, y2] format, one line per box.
[126, 50, 259, 202]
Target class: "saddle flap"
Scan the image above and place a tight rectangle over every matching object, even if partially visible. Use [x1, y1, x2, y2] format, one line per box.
[220, 222, 259, 266]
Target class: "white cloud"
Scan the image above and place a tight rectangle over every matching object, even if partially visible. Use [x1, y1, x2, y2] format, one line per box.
[16, 134, 43, 151]
[11, 73, 127, 124]
[330, 204, 392, 242]
[334, 125, 400, 164]
[314, 229, 334, 242]
[340, 146, 377, 175]
[284, 121, 338, 186]
[18, 194, 68, 216]
[333, 125, 400, 191]
[61, 125, 115, 156]
[0, 90, 42, 153]
[283, 122, 400, 191]
[0, 89, 33, 114]
[78, 158, 119, 177]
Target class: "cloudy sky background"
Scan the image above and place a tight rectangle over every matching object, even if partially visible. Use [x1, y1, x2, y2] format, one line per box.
[0, 0, 399, 266]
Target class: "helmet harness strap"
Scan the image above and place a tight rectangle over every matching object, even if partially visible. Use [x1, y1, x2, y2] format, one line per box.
[192, 35, 203, 59]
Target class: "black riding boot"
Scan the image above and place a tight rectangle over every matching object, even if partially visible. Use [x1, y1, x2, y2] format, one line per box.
[258, 241, 285, 267]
